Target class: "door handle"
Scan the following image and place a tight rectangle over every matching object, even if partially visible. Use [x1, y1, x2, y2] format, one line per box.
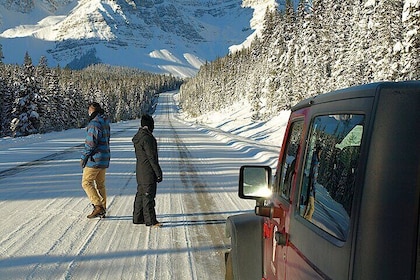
[275, 231, 287, 246]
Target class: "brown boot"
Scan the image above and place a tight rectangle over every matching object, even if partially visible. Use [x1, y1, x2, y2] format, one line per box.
[87, 205, 105, 219]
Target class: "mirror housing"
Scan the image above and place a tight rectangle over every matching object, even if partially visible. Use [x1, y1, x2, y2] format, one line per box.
[255, 205, 283, 219]
[239, 165, 272, 200]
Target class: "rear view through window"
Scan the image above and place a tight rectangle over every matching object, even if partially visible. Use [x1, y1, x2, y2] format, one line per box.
[299, 114, 364, 241]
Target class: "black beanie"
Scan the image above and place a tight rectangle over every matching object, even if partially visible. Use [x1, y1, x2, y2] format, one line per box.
[141, 115, 154, 132]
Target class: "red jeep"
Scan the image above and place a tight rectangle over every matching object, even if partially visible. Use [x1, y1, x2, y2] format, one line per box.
[225, 81, 420, 280]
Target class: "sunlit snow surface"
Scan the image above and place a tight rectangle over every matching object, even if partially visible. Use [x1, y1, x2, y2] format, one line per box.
[0, 91, 289, 279]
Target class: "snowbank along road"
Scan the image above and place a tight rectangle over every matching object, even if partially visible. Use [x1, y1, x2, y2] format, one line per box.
[0, 91, 279, 279]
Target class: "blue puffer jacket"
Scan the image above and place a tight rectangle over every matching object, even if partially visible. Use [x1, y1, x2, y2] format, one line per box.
[81, 113, 111, 168]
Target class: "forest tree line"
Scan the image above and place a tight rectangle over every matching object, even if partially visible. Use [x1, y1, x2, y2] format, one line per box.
[0, 51, 182, 137]
[179, 0, 420, 120]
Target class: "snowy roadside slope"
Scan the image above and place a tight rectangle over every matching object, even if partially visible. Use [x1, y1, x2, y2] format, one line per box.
[175, 93, 290, 149]
[0, 91, 283, 279]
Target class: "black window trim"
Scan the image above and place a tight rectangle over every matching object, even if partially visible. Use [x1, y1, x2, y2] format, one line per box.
[272, 117, 305, 207]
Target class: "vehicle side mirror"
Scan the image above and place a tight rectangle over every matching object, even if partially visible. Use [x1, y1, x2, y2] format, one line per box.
[239, 165, 272, 200]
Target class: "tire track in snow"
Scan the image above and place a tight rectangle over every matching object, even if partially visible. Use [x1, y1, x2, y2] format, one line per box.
[0, 126, 137, 181]
[0, 145, 84, 179]
[0, 124, 140, 278]
[0, 135, 137, 278]
[62, 218, 103, 280]
[163, 93, 198, 279]
[62, 169, 136, 279]
[0, 195, 71, 259]
[163, 93, 227, 279]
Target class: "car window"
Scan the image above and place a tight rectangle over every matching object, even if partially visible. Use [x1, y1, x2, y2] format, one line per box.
[298, 114, 364, 241]
[276, 120, 303, 200]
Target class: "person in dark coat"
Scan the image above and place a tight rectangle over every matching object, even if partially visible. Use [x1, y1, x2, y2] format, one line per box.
[132, 114, 163, 227]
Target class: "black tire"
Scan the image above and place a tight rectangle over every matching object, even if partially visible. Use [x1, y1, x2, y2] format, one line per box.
[225, 251, 234, 280]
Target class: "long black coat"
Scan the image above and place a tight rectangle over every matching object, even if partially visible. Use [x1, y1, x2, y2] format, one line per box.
[132, 127, 162, 185]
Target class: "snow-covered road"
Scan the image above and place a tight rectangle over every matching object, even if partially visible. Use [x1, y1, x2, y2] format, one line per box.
[0, 91, 279, 279]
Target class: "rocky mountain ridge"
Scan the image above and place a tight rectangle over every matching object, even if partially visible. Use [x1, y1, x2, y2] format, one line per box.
[1, 0, 273, 76]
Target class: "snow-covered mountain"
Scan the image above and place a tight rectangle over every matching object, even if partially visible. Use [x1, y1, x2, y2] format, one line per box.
[0, 0, 284, 77]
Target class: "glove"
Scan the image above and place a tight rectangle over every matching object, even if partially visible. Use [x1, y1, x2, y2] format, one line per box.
[81, 157, 88, 168]
[157, 176, 162, 183]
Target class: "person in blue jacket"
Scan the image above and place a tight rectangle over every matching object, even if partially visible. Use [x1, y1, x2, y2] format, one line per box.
[80, 102, 111, 219]
[304, 145, 321, 221]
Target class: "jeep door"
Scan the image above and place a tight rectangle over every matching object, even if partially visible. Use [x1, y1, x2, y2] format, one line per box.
[285, 97, 372, 279]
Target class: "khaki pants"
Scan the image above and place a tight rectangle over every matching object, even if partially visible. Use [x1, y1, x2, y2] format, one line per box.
[82, 167, 107, 209]
[304, 196, 314, 221]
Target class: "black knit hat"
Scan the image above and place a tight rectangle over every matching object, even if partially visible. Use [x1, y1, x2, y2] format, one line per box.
[88, 102, 105, 114]
[88, 102, 101, 110]
[141, 114, 154, 132]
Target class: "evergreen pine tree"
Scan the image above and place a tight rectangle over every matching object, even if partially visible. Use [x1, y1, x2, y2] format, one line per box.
[401, 0, 420, 79]
[367, 0, 404, 81]
[0, 65, 5, 136]
[10, 52, 41, 137]
[329, 0, 354, 89]
[0, 44, 4, 64]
